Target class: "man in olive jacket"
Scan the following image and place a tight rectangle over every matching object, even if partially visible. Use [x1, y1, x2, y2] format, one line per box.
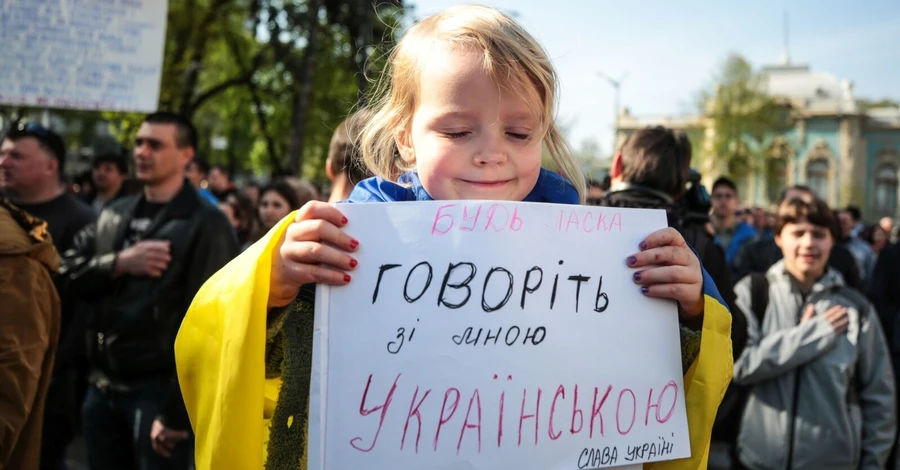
[0, 199, 61, 470]
[60, 112, 238, 470]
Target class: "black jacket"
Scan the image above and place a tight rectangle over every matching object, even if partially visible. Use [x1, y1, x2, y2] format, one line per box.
[60, 181, 238, 428]
[870, 243, 900, 368]
[83, 184, 132, 213]
[596, 186, 737, 326]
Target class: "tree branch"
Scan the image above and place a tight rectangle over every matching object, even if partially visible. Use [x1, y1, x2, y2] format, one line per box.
[189, 73, 252, 111]
[224, 29, 283, 174]
[178, 0, 232, 116]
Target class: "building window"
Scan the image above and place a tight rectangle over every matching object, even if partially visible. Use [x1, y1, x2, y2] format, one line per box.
[875, 165, 898, 212]
[767, 158, 787, 203]
[806, 159, 829, 200]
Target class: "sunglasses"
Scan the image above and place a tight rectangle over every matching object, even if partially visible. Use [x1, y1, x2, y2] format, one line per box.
[7, 121, 66, 162]
[9, 121, 52, 140]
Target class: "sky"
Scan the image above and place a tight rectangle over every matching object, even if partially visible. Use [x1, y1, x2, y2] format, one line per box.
[406, 0, 900, 156]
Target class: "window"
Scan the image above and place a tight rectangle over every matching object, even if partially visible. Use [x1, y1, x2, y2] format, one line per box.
[875, 165, 898, 212]
[767, 158, 787, 203]
[806, 159, 829, 200]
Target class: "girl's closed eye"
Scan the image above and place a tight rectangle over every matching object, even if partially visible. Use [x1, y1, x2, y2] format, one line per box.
[506, 131, 531, 140]
[442, 130, 470, 139]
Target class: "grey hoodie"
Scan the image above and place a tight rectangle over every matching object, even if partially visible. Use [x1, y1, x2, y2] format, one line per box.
[733, 260, 896, 470]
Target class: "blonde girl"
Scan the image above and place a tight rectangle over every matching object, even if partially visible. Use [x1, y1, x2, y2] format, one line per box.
[176, 5, 733, 470]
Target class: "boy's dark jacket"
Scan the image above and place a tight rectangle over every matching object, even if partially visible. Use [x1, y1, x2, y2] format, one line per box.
[175, 171, 734, 470]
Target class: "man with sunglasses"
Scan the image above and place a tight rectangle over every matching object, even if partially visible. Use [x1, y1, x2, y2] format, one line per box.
[0, 122, 96, 251]
[59, 112, 238, 470]
[1, 121, 96, 469]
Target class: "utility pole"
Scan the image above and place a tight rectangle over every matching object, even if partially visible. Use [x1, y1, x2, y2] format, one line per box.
[596, 70, 628, 145]
[780, 10, 791, 65]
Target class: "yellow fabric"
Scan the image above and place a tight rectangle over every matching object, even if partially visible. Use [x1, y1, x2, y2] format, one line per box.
[175, 213, 295, 470]
[176, 212, 734, 470]
[647, 295, 734, 470]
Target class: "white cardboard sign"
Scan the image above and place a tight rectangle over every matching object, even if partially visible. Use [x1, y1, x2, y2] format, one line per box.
[311, 201, 689, 469]
[0, 0, 168, 112]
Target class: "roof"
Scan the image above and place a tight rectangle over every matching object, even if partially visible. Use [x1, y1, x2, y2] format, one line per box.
[760, 63, 858, 114]
[866, 107, 900, 127]
[616, 112, 704, 131]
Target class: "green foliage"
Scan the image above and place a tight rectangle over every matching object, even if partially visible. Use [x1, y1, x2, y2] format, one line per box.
[2, 0, 406, 183]
[858, 98, 900, 110]
[697, 53, 789, 176]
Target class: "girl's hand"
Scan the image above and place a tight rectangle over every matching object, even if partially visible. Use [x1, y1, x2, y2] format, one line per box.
[626, 227, 704, 320]
[268, 201, 359, 308]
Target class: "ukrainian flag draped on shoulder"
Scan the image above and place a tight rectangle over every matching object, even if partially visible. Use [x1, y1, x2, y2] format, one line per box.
[647, 276, 734, 470]
[175, 214, 295, 469]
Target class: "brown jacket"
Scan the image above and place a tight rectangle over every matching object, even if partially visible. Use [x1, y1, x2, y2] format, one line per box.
[0, 199, 61, 470]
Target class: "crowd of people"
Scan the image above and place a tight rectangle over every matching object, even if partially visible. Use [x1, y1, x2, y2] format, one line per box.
[591, 125, 900, 470]
[0, 110, 371, 470]
[1, 4, 899, 470]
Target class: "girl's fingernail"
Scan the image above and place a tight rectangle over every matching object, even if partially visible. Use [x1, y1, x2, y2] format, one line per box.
[349, 259, 358, 268]
[633, 271, 641, 282]
[639, 241, 648, 250]
[349, 239, 359, 249]
[641, 286, 649, 294]
[627, 256, 637, 266]
[341, 216, 349, 225]
[344, 274, 352, 283]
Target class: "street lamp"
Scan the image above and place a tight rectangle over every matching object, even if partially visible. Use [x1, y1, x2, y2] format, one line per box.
[596, 70, 628, 130]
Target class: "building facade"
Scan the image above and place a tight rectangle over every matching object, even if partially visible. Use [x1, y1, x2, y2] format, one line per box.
[616, 62, 900, 221]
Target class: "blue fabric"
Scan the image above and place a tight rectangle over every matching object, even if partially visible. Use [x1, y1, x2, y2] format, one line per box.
[699, 255, 728, 309]
[716, 221, 758, 263]
[197, 187, 220, 206]
[347, 168, 580, 204]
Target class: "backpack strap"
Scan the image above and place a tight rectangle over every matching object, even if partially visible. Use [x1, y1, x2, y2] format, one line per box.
[749, 272, 770, 325]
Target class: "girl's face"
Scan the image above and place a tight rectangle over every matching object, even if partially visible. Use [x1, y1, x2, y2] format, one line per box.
[397, 44, 542, 201]
[259, 190, 292, 230]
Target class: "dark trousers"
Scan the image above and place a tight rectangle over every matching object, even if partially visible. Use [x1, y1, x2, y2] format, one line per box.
[82, 382, 194, 470]
[40, 370, 79, 470]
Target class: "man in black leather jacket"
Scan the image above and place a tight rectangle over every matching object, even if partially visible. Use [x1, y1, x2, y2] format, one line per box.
[60, 112, 239, 470]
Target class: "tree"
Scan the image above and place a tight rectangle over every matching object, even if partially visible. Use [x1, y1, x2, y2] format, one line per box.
[696, 54, 789, 179]
[572, 138, 608, 180]
[858, 98, 900, 110]
[3, 0, 406, 183]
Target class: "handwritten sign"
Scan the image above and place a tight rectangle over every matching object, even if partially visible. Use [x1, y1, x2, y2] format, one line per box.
[310, 201, 689, 470]
[0, 0, 168, 112]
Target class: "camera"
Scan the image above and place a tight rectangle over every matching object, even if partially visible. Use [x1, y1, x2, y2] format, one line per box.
[679, 168, 711, 227]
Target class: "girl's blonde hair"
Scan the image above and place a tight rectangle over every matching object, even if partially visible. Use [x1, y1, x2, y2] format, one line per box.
[360, 4, 585, 202]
